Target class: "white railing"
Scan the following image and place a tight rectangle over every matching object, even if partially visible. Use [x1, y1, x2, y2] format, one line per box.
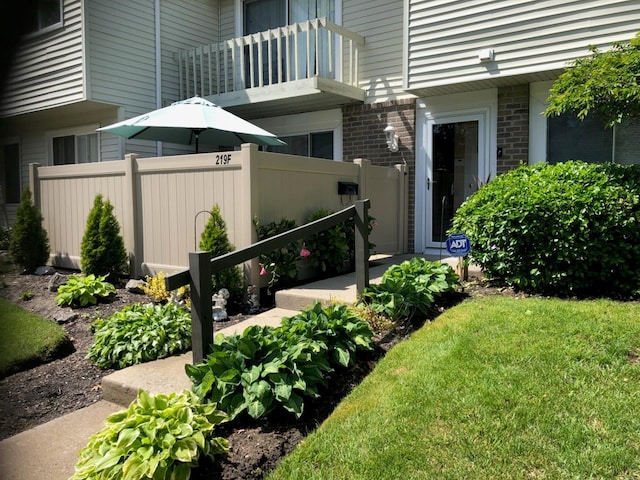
[178, 18, 364, 99]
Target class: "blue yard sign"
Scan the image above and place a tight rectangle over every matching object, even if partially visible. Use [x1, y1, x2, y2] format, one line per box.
[446, 233, 471, 256]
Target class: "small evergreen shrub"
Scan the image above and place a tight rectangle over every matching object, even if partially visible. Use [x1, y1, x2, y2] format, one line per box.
[199, 204, 244, 309]
[80, 195, 128, 281]
[9, 188, 50, 272]
[70, 389, 228, 480]
[0, 227, 10, 250]
[451, 161, 640, 296]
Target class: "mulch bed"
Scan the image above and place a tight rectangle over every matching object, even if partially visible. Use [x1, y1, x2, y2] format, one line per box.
[0, 256, 496, 478]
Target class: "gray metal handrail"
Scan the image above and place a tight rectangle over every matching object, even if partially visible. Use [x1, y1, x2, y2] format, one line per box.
[165, 199, 370, 363]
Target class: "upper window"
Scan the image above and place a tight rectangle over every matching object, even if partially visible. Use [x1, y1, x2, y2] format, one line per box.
[267, 131, 334, 159]
[548, 114, 640, 165]
[52, 133, 98, 165]
[27, 0, 63, 35]
[1, 143, 21, 204]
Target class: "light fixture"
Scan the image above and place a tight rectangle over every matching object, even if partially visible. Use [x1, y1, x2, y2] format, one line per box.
[384, 125, 399, 152]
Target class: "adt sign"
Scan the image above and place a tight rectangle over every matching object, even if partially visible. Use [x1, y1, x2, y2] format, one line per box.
[446, 233, 471, 256]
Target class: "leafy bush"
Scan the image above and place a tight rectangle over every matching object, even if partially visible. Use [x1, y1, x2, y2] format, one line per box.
[70, 389, 228, 480]
[199, 204, 244, 309]
[142, 271, 170, 303]
[362, 258, 459, 321]
[254, 217, 299, 289]
[9, 188, 50, 273]
[451, 161, 640, 296]
[88, 302, 191, 369]
[186, 302, 373, 420]
[55, 274, 115, 307]
[304, 209, 350, 274]
[80, 194, 128, 281]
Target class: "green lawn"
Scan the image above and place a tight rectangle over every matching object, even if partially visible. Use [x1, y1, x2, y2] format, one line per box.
[0, 297, 70, 377]
[269, 296, 640, 479]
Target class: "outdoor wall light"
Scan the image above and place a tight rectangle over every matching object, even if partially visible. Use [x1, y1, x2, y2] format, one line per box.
[384, 125, 399, 152]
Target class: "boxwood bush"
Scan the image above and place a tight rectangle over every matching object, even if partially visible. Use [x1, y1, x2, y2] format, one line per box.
[451, 161, 640, 296]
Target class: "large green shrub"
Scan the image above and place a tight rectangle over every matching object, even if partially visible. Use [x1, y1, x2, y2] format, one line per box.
[199, 204, 244, 309]
[451, 161, 640, 296]
[80, 195, 128, 281]
[254, 217, 299, 289]
[9, 188, 50, 272]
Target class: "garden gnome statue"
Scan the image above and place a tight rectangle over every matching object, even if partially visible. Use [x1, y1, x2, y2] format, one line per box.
[247, 284, 260, 314]
[212, 288, 229, 322]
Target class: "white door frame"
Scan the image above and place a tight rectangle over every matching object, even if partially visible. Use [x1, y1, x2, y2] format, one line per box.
[415, 90, 497, 254]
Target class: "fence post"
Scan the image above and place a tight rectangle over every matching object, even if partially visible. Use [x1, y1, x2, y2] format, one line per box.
[189, 251, 213, 364]
[355, 199, 370, 298]
[28, 163, 41, 208]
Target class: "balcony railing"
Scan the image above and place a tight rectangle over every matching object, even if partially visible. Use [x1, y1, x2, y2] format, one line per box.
[178, 17, 364, 100]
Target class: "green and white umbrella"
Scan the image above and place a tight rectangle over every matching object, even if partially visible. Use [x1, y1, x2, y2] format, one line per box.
[97, 97, 285, 153]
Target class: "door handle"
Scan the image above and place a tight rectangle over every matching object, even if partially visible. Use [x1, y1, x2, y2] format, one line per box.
[426, 178, 437, 190]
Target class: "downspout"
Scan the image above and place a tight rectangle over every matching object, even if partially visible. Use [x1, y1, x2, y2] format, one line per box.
[155, 0, 163, 157]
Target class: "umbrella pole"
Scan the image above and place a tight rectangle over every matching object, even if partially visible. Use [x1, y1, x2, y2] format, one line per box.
[195, 132, 199, 154]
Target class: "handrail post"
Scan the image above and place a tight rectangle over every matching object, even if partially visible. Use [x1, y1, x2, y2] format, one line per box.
[190, 251, 213, 364]
[355, 199, 370, 298]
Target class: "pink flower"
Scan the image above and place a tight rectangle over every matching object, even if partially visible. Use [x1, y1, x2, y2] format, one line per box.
[259, 264, 268, 276]
[300, 243, 311, 257]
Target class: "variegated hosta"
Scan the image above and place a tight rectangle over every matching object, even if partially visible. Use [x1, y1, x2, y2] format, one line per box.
[70, 390, 228, 480]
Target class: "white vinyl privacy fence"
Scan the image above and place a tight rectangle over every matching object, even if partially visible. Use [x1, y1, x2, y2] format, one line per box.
[30, 143, 408, 285]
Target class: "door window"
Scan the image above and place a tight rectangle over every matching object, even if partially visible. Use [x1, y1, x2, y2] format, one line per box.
[52, 134, 98, 165]
[430, 121, 478, 244]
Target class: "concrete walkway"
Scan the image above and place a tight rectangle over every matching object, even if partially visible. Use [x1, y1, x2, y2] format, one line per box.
[0, 254, 476, 480]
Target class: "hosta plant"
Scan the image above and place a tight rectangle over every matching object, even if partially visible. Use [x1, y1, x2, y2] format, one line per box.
[186, 302, 373, 420]
[55, 274, 115, 307]
[70, 389, 228, 480]
[362, 258, 459, 321]
[88, 302, 191, 369]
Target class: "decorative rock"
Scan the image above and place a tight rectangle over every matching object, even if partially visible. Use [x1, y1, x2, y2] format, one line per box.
[48, 272, 69, 292]
[126, 279, 147, 294]
[54, 312, 78, 325]
[35, 266, 56, 276]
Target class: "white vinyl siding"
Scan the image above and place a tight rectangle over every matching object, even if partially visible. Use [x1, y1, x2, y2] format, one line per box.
[160, 0, 218, 105]
[0, 0, 84, 116]
[344, 0, 411, 103]
[87, 0, 156, 115]
[406, 0, 640, 95]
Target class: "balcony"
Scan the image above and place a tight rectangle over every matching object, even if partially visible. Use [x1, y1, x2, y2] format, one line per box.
[177, 18, 365, 119]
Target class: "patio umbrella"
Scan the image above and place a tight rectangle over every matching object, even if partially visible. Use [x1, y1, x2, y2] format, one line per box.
[97, 97, 285, 153]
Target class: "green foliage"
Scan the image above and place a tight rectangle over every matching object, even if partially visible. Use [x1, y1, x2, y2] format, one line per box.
[70, 389, 228, 480]
[0, 227, 10, 250]
[545, 32, 640, 127]
[9, 188, 50, 273]
[88, 302, 191, 369]
[20, 290, 34, 301]
[362, 258, 459, 321]
[186, 302, 373, 420]
[80, 195, 128, 281]
[55, 274, 115, 307]
[304, 209, 350, 273]
[254, 217, 299, 289]
[451, 161, 640, 296]
[199, 204, 244, 308]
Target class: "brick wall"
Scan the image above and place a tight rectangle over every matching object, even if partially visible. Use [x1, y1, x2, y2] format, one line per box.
[343, 98, 416, 252]
[497, 84, 529, 173]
